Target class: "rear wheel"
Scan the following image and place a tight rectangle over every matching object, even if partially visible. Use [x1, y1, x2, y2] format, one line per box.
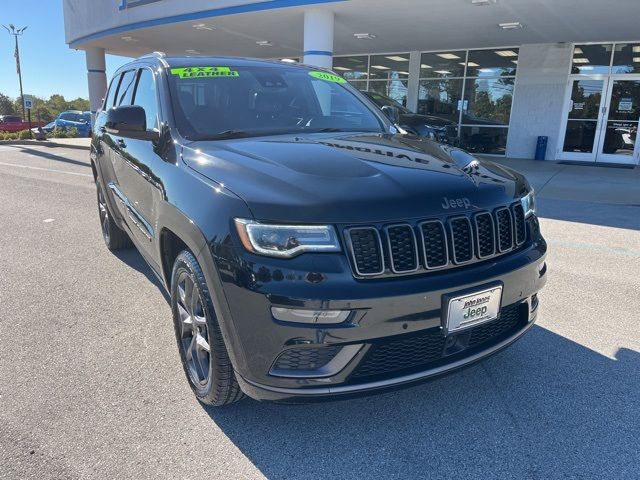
[96, 182, 131, 251]
[171, 250, 243, 406]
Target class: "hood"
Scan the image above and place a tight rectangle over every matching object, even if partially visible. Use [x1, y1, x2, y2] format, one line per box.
[182, 133, 528, 224]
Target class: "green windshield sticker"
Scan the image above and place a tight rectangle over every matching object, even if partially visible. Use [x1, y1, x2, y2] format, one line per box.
[170, 67, 239, 79]
[309, 71, 347, 83]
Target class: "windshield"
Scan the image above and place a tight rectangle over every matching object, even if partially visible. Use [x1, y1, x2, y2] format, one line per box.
[167, 65, 385, 140]
[365, 92, 410, 114]
[60, 112, 85, 122]
[0, 116, 22, 123]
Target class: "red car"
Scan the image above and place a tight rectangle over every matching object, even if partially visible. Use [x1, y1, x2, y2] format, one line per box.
[0, 115, 44, 133]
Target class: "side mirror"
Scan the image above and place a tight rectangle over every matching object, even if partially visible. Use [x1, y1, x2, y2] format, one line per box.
[105, 105, 156, 140]
[381, 105, 400, 125]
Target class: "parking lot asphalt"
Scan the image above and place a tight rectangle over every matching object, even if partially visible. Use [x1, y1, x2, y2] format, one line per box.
[0, 144, 638, 479]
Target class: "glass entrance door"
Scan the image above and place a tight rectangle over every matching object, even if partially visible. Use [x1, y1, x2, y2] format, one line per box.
[595, 78, 640, 164]
[560, 78, 607, 161]
[560, 76, 640, 165]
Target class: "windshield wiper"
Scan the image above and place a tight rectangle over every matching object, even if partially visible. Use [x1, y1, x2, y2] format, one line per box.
[303, 128, 382, 134]
[206, 130, 255, 140]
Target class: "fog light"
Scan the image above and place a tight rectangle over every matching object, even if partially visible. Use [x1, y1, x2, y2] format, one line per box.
[271, 308, 351, 324]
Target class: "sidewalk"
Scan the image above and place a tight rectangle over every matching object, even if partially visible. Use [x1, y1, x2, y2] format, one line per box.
[0, 138, 90, 150]
[486, 157, 640, 206]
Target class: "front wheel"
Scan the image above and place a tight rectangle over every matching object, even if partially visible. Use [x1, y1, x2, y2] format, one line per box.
[171, 250, 243, 406]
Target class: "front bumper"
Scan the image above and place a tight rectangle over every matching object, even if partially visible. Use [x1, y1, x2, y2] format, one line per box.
[214, 225, 547, 402]
[238, 309, 537, 402]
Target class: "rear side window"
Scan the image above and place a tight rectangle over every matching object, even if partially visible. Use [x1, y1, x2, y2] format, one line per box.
[117, 70, 136, 106]
[103, 75, 121, 109]
[132, 69, 159, 130]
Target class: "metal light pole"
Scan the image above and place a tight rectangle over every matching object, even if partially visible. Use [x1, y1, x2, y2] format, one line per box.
[3, 24, 30, 137]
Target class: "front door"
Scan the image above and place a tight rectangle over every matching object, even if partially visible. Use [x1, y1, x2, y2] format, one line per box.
[560, 78, 607, 161]
[560, 76, 640, 165]
[595, 78, 640, 164]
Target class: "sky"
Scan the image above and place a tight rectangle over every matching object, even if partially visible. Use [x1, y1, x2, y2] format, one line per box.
[0, 0, 129, 100]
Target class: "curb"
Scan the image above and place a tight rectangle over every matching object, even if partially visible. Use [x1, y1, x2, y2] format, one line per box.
[0, 140, 90, 151]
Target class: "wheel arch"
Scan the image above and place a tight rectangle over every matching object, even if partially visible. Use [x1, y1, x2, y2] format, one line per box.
[155, 202, 250, 376]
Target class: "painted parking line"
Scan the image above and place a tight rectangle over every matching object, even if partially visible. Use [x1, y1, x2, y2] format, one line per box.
[0, 161, 93, 178]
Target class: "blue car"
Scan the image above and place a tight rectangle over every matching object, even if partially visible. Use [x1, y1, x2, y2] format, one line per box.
[54, 111, 92, 137]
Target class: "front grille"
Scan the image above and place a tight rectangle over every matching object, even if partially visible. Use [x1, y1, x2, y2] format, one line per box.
[385, 224, 418, 272]
[450, 217, 474, 264]
[420, 220, 448, 269]
[345, 203, 527, 278]
[468, 305, 521, 347]
[512, 204, 526, 245]
[496, 207, 514, 252]
[474, 212, 496, 258]
[351, 303, 525, 381]
[346, 227, 383, 275]
[352, 331, 445, 379]
[273, 346, 341, 371]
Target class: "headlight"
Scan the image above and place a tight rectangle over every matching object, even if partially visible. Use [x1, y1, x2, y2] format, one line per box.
[521, 190, 536, 218]
[234, 219, 341, 258]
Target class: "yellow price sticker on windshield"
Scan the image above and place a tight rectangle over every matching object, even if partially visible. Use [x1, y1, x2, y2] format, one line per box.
[309, 71, 347, 83]
[170, 67, 239, 79]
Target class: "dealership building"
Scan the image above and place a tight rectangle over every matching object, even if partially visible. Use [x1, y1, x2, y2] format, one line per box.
[63, 0, 640, 165]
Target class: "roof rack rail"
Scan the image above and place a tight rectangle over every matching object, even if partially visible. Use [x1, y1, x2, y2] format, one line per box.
[139, 51, 166, 59]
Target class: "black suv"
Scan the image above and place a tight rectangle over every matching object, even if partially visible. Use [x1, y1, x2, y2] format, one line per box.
[92, 54, 546, 406]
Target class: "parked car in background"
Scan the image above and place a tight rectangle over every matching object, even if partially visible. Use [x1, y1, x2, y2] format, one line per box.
[53, 111, 93, 137]
[31, 121, 56, 135]
[0, 115, 44, 133]
[362, 91, 457, 144]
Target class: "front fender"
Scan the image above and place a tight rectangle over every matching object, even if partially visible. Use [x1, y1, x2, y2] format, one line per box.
[154, 160, 254, 378]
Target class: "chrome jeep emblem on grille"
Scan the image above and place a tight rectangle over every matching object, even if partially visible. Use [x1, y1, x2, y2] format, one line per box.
[441, 196, 471, 210]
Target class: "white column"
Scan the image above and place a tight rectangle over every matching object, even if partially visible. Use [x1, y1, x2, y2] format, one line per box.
[85, 47, 108, 120]
[303, 9, 334, 69]
[406, 51, 421, 113]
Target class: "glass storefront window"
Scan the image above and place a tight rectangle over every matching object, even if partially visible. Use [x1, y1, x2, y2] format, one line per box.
[460, 126, 508, 155]
[612, 43, 640, 74]
[369, 54, 410, 80]
[332, 47, 520, 155]
[347, 80, 368, 92]
[571, 44, 613, 74]
[462, 78, 514, 125]
[420, 51, 466, 78]
[466, 48, 518, 77]
[368, 79, 408, 106]
[333, 56, 369, 81]
[417, 79, 462, 123]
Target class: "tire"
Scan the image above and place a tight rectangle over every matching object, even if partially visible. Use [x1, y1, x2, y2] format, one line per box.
[96, 181, 132, 251]
[171, 250, 244, 406]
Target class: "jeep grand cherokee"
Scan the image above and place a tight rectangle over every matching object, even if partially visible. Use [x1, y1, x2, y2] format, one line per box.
[92, 53, 547, 405]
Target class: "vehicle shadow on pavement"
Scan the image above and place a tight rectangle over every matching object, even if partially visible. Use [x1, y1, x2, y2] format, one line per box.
[537, 198, 640, 231]
[202, 327, 639, 479]
[111, 248, 170, 302]
[9, 146, 92, 169]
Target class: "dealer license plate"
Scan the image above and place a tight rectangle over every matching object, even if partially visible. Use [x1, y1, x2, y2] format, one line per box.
[446, 286, 503, 333]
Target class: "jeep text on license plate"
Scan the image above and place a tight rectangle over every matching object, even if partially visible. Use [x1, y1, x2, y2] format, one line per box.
[446, 286, 503, 333]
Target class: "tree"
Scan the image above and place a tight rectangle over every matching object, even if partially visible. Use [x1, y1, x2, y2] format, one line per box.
[67, 97, 90, 112]
[0, 93, 17, 116]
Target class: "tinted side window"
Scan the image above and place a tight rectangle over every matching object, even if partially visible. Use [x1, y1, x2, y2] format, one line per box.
[103, 75, 121, 109]
[133, 69, 159, 130]
[117, 70, 136, 106]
